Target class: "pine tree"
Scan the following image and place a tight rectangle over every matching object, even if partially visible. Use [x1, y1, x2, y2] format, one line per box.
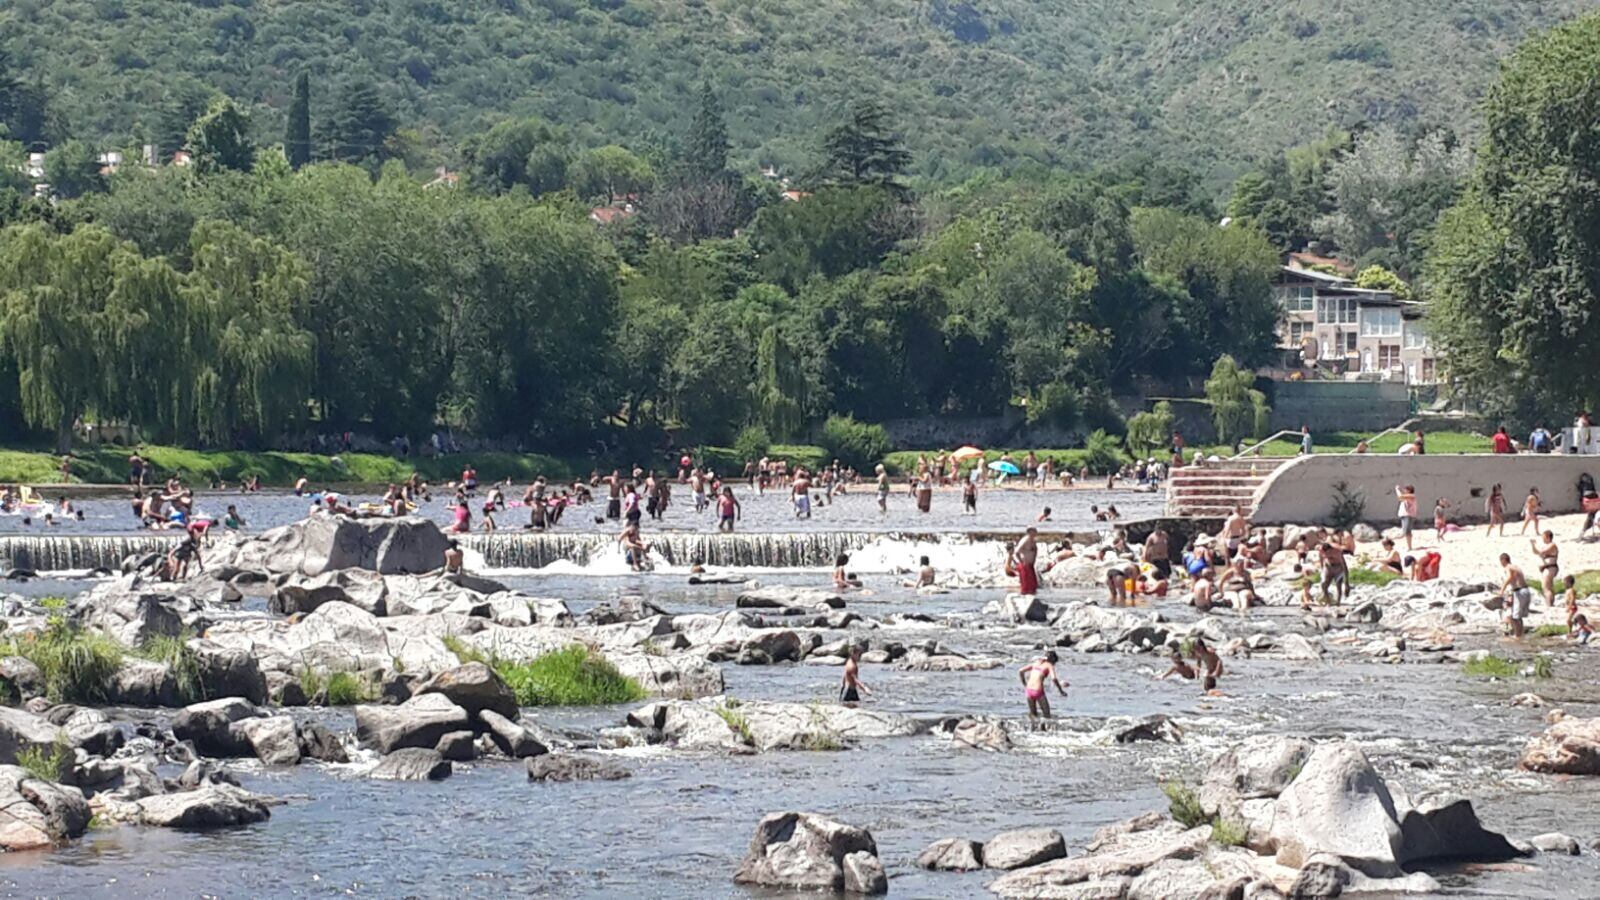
[325, 80, 395, 167]
[821, 99, 911, 187]
[285, 72, 312, 169]
[685, 78, 729, 182]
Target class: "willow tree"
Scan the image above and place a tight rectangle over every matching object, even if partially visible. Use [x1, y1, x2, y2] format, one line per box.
[0, 224, 122, 451]
[755, 326, 805, 440]
[188, 220, 315, 445]
[101, 249, 205, 442]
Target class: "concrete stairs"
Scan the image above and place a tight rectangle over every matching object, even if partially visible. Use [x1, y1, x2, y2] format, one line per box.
[1165, 460, 1288, 518]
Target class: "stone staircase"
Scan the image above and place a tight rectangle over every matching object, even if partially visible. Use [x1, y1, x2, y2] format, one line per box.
[1165, 460, 1289, 518]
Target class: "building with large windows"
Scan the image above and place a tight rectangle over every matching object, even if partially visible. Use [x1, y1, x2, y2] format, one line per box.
[1271, 255, 1438, 384]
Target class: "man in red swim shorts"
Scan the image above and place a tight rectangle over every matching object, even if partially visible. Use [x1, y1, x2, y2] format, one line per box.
[1013, 526, 1040, 595]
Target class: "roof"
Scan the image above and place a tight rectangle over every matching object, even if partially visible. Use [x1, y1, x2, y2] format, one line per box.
[1287, 251, 1355, 275]
[1279, 266, 1352, 286]
[589, 205, 637, 225]
[781, 190, 811, 202]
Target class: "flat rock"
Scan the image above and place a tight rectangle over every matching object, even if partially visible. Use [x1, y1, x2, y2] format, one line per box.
[135, 783, 273, 828]
[985, 827, 1068, 870]
[415, 662, 519, 721]
[526, 754, 630, 782]
[918, 837, 984, 871]
[988, 825, 1212, 897]
[354, 693, 470, 754]
[370, 747, 451, 781]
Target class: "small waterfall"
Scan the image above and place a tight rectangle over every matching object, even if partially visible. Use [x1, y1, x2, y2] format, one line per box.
[463, 531, 950, 570]
[0, 534, 178, 572]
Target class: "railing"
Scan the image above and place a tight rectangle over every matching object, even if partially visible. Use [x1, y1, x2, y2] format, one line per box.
[1230, 430, 1301, 460]
[1346, 419, 1419, 454]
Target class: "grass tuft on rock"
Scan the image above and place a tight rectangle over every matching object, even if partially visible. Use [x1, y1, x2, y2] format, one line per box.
[1531, 655, 1555, 679]
[441, 635, 489, 665]
[0, 616, 124, 704]
[16, 737, 70, 782]
[300, 669, 371, 705]
[131, 632, 202, 704]
[1531, 624, 1569, 638]
[495, 646, 645, 707]
[1349, 569, 1402, 587]
[1210, 818, 1248, 847]
[714, 701, 754, 744]
[1162, 780, 1208, 829]
[1462, 654, 1520, 678]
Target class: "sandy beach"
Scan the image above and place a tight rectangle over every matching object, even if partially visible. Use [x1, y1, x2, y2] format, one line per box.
[1355, 510, 1598, 586]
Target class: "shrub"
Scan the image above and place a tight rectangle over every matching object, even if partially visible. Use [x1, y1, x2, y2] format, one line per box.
[1162, 780, 1208, 829]
[1461, 654, 1519, 678]
[1211, 818, 1248, 847]
[1532, 655, 1554, 679]
[133, 632, 202, 704]
[16, 738, 71, 782]
[1125, 402, 1175, 457]
[0, 617, 124, 704]
[495, 645, 646, 706]
[732, 425, 772, 468]
[1531, 624, 1568, 638]
[324, 671, 370, 705]
[819, 415, 890, 471]
[1083, 429, 1124, 474]
[1328, 481, 1366, 530]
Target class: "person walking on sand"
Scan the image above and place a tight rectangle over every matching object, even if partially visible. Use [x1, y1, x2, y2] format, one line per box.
[1394, 484, 1418, 552]
[1012, 527, 1039, 596]
[1499, 553, 1532, 639]
[1486, 484, 1507, 536]
[1520, 487, 1542, 535]
[1018, 651, 1068, 729]
[840, 645, 872, 705]
[1532, 530, 1560, 607]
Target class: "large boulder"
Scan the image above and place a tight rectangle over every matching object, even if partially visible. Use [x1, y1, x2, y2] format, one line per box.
[72, 585, 187, 646]
[0, 707, 66, 766]
[1519, 715, 1600, 775]
[370, 748, 451, 781]
[191, 640, 269, 706]
[1200, 735, 1313, 815]
[297, 720, 349, 764]
[984, 827, 1067, 870]
[271, 569, 389, 617]
[526, 754, 630, 782]
[733, 812, 885, 894]
[172, 698, 260, 757]
[0, 657, 44, 701]
[478, 709, 548, 759]
[354, 693, 470, 754]
[415, 663, 519, 722]
[0, 765, 89, 850]
[918, 837, 985, 871]
[108, 658, 184, 707]
[230, 515, 451, 576]
[987, 593, 1048, 623]
[736, 587, 845, 610]
[230, 716, 302, 766]
[134, 783, 272, 828]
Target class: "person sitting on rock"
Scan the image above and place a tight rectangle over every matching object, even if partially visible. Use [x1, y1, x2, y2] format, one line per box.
[1221, 557, 1257, 614]
[1190, 569, 1215, 611]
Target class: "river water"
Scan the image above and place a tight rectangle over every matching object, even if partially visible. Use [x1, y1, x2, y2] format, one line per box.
[3, 535, 1599, 895]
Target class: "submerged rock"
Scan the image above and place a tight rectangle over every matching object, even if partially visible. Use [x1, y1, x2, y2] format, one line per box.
[526, 754, 630, 782]
[733, 811, 884, 894]
[988, 823, 1211, 897]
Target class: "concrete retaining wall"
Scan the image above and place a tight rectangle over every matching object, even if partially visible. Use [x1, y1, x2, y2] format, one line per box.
[1251, 454, 1600, 525]
[1267, 380, 1411, 433]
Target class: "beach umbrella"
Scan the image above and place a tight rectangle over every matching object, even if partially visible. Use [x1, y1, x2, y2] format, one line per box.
[988, 460, 1021, 475]
[951, 446, 984, 461]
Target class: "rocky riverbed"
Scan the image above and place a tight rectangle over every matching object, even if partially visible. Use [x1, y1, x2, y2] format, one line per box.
[0, 515, 1599, 897]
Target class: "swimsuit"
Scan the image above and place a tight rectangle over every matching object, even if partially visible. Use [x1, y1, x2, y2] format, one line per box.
[1017, 562, 1039, 596]
[1025, 686, 1044, 701]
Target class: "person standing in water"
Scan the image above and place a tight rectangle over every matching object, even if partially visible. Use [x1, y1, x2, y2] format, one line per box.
[716, 485, 741, 533]
[1018, 651, 1068, 729]
[840, 645, 872, 705]
[916, 469, 934, 513]
[1500, 553, 1531, 639]
[1012, 527, 1039, 596]
[875, 464, 890, 513]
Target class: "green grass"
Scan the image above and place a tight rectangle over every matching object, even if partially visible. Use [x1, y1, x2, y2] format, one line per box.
[1211, 818, 1248, 848]
[495, 646, 646, 707]
[714, 701, 755, 745]
[1573, 571, 1600, 599]
[298, 669, 372, 705]
[442, 635, 490, 665]
[1462, 654, 1521, 678]
[884, 448, 1109, 477]
[1162, 780, 1208, 829]
[0, 616, 124, 704]
[15, 738, 71, 782]
[1532, 624, 1570, 638]
[1532, 656, 1555, 679]
[1200, 430, 1490, 459]
[130, 632, 202, 704]
[1350, 569, 1403, 587]
[696, 444, 829, 475]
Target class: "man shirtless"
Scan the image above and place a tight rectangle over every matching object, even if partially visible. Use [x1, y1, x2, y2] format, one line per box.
[1318, 541, 1349, 606]
[1141, 527, 1171, 580]
[1220, 505, 1250, 556]
[1191, 638, 1224, 692]
[1018, 651, 1068, 729]
[1013, 527, 1040, 596]
[840, 645, 872, 705]
[1499, 553, 1532, 639]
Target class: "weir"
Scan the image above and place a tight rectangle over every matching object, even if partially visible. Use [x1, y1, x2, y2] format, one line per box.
[0, 534, 178, 572]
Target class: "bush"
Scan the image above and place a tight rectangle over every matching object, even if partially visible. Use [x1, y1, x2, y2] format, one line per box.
[819, 415, 890, 471]
[495, 645, 646, 706]
[16, 738, 71, 782]
[1126, 401, 1175, 456]
[1, 617, 124, 704]
[324, 671, 370, 705]
[714, 701, 754, 744]
[1211, 818, 1248, 847]
[1083, 429, 1124, 475]
[1162, 780, 1208, 828]
[133, 632, 202, 704]
[732, 425, 771, 467]
[1328, 481, 1366, 530]
[1461, 654, 1519, 678]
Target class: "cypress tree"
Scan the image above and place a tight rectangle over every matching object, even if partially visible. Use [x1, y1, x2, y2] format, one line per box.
[685, 78, 729, 182]
[286, 72, 311, 169]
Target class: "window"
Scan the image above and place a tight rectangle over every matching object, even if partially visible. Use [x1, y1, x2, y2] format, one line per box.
[1316, 296, 1357, 324]
[1278, 285, 1316, 311]
[1377, 345, 1401, 370]
[1360, 306, 1401, 337]
[1344, 331, 1358, 354]
[1404, 322, 1428, 349]
[1422, 359, 1435, 382]
[1288, 321, 1313, 346]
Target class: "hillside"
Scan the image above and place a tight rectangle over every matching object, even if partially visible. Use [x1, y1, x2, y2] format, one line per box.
[4, 0, 1597, 180]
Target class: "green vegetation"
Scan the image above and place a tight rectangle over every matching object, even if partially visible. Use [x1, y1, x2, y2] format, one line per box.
[1532, 624, 1570, 638]
[0, 617, 123, 704]
[1162, 780, 1208, 829]
[447, 643, 646, 708]
[1210, 818, 1248, 848]
[1349, 569, 1402, 587]
[819, 416, 890, 472]
[131, 632, 201, 705]
[16, 737, 71, 783]
[1462, 654, 1522, 678]
[714, 701, 755, 745]
[1532, 655, 1555, 679]
[298, 669, 373, 706]
[1572, 571, 1600, 599]
[1328, 481, 1368, 532]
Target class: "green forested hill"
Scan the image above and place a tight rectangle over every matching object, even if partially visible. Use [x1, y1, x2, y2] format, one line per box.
[4, 0, 1596, 180]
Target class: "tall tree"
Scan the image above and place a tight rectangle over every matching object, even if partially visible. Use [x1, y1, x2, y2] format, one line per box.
[285, 72, 312, 169]
[820, 100, 911, 187]
[569, 145, 655, 201]
[324, 81, 396, 168]
[186, 96, 255, 173]
[460, 117, 568, 195]
[755, 326, 805, 440]
[685, 79, 729, 182]
[42, 140, 105, 199]
[1428, 13, 1600, 422]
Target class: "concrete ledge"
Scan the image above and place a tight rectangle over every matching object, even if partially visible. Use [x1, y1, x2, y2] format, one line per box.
[1251, 454, 1600, 525]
